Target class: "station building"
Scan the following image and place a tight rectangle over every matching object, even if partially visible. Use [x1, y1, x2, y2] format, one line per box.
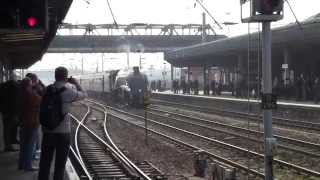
[165, 13, 320, 94]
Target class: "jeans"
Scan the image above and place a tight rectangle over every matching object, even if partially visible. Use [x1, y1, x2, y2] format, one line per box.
[38, 133, 70, 180]
[19, 127, 38, 170]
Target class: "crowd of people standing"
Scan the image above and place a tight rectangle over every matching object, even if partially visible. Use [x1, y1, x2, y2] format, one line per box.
[273, 74, 320, 103]
[0, 67, 87, 180]
[171, 79, 222, 96]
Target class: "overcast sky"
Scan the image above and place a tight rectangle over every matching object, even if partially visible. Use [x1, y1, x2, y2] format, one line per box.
[29, 0, 320, 71]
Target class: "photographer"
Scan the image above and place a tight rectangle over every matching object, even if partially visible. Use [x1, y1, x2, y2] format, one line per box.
[38, 67, 87, 180]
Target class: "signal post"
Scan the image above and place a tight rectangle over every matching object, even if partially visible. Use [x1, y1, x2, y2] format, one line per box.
[240, 0, 284, 180]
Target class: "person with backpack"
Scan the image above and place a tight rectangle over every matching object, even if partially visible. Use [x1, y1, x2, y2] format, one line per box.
[18, 77, 42, 171]
[38, 67, 87, 180]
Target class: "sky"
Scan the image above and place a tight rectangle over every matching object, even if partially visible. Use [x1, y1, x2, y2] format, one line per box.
[28, 0, 320, 71]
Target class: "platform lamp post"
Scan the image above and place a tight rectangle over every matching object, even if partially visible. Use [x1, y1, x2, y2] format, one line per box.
[0, 61, 3, 83]
[123, 45, 131, 69]
[162, 62, 167, 90]
[240, 0, 283, 180]
[136, 44, 145, 70]
[101, 53, 104, 72]
[139, 54, 146, 70]
[143, 81, 151, 146]
[81, 57, 84, 74]
[144, 104, 149, 146]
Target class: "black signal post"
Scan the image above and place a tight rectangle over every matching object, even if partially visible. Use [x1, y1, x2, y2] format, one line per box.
[241, 0, 283, 179]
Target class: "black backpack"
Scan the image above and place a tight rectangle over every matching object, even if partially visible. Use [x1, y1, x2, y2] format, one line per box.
[40, 85, 66, 130]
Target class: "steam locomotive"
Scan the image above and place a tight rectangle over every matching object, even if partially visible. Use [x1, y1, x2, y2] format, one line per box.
[76, 68, 149, 107]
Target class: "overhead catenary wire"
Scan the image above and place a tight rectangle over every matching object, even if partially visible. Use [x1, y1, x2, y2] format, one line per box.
[285, 0, 303, 31]
[106, 0, 118, 26]
[194, 0, 223, 29]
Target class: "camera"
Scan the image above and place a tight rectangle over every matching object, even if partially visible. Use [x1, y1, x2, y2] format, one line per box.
[67, 76, 76, 84]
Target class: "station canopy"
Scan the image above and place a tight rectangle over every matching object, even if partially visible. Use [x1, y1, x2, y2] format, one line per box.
[165, 13, 320, 67]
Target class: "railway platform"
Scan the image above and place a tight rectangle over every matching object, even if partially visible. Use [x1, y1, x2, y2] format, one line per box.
[0, 151, 39, 180]
[0, 116, 77, 180]
[0, 150, 75, 180]
[154, 90, 320, 109]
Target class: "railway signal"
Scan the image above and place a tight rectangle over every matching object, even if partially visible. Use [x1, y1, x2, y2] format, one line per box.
[240, 0, 284, 180]
[0, 0, 48, 31]
[241, 0, 283, 22]
[255, 0, 284, 15]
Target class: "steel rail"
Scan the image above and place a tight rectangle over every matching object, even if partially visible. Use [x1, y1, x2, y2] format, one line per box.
[146, 109, 320, 158]
[86, 100, 153, 180]
[69, 146, 93, 180]
[148, 107, 320, 153]
[72, 105, 91, 171]
[101, 103, 320, 178]
[151, 100, 320, 143]
[70, 113, 141, 178]
[71, 102, 152, 180]
[107, 107, 265, 179]
[151, 99, 320, 131]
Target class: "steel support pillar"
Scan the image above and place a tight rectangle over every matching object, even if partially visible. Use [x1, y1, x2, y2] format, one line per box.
[126, 51, 130, 69]
[187, 66, 190, 82]
[202, 13, 207, 42]
[9, 68, 14, 80]
[0, 59, 2, 151]
[171, 65, 174, 92]
[0, 60, 3, 83]
[171, 65, 174, 81]
[237, 55, 245, 83]
[203, 65, 209, 95]
[262, 22, 274, 180]
[283, 48, 291, 86]
[283, 48, 290, 66]
[4, 65, 9, 81]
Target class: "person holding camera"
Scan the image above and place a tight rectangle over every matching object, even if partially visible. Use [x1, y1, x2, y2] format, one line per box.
[38, 67, 87, 180]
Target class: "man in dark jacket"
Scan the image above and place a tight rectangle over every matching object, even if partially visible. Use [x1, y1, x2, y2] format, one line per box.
[0, 80, 20, 151]
[18, 77, 42, 171]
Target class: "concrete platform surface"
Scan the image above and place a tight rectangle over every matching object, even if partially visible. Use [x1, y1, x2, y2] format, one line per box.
[155, 90, 320, 108]
[0, 152, 38, 180]
[0, 151, 74, 180]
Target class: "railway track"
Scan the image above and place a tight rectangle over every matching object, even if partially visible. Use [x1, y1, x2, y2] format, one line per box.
[146, 107, 320, 159]
[69, 102, 163, 180]
[86, 99, 320, 180]
[151, 98, 320, 132]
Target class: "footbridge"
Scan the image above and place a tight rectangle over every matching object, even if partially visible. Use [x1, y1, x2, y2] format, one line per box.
[47, 23, 227, 53]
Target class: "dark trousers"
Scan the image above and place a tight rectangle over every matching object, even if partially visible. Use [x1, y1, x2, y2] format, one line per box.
[38, 133, 70, 180]
[2, 114, 16, 149]
[19, 127, 38, 170]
